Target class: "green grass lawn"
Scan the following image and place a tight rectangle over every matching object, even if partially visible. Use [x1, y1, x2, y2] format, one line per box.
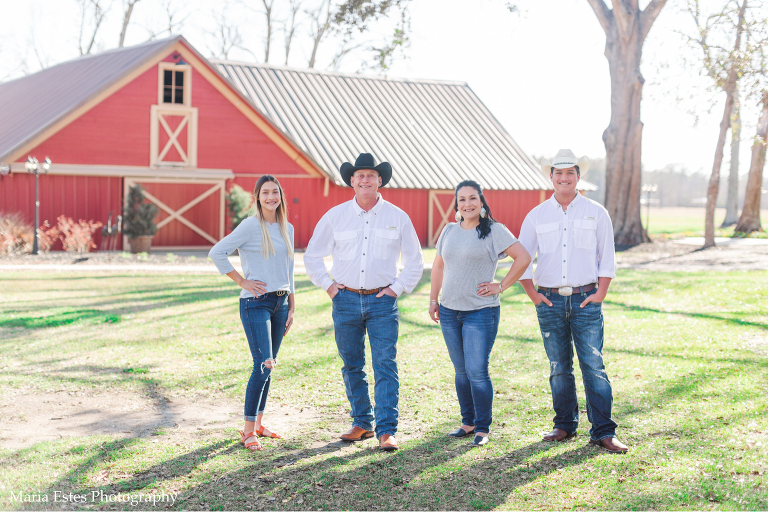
[1, 269, 767, 510]
[645, 207, 768, 237]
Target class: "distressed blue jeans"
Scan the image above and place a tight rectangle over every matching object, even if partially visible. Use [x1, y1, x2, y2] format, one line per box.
[439, 305, 500, 434]
[332, 289, 399, 439]
[535, 288, 618, 441]
[239, 294, 289, 421]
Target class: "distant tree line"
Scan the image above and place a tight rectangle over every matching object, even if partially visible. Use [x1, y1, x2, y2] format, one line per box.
[582, 159, 768, 209]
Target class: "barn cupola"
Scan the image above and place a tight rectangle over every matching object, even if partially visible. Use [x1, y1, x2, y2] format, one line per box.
[150, 52, 198, 168]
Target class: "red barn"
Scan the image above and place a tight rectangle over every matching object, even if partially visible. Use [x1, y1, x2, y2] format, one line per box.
[0, 36, 571, 250]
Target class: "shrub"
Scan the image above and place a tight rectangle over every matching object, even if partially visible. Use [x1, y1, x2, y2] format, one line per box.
[226, 184, 253, 230]
[122, 185, 158, 238]
[38, 221, 60, 253]
[57, 216, 103, 254]
[0, 213, 33, 255]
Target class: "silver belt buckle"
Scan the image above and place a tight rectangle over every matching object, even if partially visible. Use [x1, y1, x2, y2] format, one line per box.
[558, 287, 573, 297]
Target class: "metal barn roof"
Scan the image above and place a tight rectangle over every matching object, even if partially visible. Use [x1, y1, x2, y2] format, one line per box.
[214, 61, 552, 191]
[0, 37, 179, 163]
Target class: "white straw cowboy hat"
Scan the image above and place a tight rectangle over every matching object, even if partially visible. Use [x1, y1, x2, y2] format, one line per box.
[540, 149, 591, 175]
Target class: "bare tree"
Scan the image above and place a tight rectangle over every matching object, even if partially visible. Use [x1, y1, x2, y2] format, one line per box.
[284, 0, 303, 65]
[206, 8, 252, 60]
[585, 0, 668, 246]
[119, 0, 141, 47]
[77, 0, 110, 56]
[334, 0, 412, 72]
[307, 0, 334, 68]
[330, 41, 363, 70]
[262, 0, 277, 62]
[735, 90, 768, 233]
[685, 0, 748, 247]
[722, 85, 741, 226]
[144, 0, 192, 41]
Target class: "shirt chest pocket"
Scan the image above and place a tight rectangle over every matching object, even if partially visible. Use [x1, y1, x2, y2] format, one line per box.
[334, 230, 358, 261]
[535, 222, 560, 254]
[373, 229, 399, 260]
[573, 219, 597, 250]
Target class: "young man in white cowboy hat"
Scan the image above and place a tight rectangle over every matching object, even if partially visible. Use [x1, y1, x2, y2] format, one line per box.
[518, 149, 627, 454]
[304, 153, 423, 452]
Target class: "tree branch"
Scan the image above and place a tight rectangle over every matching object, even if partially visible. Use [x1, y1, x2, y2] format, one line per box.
[585, 0, 613, 35]
[640, 0, 669, 42]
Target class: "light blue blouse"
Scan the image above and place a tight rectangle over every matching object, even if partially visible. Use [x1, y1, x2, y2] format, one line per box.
[208, 217, 295, 299]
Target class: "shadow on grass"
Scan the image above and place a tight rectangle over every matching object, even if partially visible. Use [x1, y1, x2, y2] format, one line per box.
[607, 299, 768, 330]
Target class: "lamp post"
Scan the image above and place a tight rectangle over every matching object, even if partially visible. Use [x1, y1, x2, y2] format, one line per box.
[642, 183, 658, 234]
[25, 156, 51, 255]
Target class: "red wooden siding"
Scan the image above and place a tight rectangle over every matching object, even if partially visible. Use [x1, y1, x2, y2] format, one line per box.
[227, 176, 542, 249]
[138, 181, 221, 247]
[0, 173, 121, 249]
[16, 67, 157, 167]
[484, 190, 545, 237]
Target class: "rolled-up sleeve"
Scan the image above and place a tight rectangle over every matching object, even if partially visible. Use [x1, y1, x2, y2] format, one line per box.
[596, 211, 616, 278]
[304, 213, 335, 292]
[518, 214, 538, 280]
[208, 221, 248, 275]
[390, 216, 424, 296]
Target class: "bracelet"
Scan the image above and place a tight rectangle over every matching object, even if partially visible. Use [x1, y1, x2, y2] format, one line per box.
[430, 300, 439, 305]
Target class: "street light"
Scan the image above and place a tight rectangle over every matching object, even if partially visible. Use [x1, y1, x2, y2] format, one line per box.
[25, 156, 51, 255]
[642, 183, 658, 234]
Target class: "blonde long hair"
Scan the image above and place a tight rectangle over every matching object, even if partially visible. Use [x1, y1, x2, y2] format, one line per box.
[252, 175, 293, 260]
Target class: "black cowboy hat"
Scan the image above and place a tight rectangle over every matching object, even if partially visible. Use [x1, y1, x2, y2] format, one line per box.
[339, 153, 393, 187]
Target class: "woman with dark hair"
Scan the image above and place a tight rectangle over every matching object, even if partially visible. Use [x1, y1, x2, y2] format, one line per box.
[209, 175, 295, 452]
[429, 180, 531, 446]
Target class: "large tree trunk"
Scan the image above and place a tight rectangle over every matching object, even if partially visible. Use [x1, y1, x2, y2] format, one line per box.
[602, 22, 647, 246]
[722, 87, 741, 227]
[586, 0, 667, 246]
[703, 0, 747, 247]
[735, 90, 768, 234]
[704, 93, 735, 246]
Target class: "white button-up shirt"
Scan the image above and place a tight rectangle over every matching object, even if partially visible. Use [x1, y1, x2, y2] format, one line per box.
[304, 194, 424, 296]
[519, 193, 616, 288]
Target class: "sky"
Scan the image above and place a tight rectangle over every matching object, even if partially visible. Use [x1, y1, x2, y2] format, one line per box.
[0, 0, 761, 177]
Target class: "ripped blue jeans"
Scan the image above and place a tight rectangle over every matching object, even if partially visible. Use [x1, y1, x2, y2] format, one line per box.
[535, 288, 618, 441]
[240, 295, 289, 421]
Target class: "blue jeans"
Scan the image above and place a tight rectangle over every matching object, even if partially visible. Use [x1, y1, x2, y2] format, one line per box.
[535, 288, 618, 440]
[332, 289, 399, 438]
[239, 294, 289, 421]
[439, 305, 500, 434]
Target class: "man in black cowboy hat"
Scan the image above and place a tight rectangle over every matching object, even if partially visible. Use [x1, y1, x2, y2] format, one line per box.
[304, 153, 423, 452]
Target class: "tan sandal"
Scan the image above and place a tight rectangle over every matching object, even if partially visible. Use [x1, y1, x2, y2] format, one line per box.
[239, 430, 262, 451]
[255, 425, 282, 439]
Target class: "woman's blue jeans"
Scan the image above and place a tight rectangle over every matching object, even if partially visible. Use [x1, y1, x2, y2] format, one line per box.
[535, 288, 618, 441]
[439, 305, 500, 434]
[239, 294, 289, 421]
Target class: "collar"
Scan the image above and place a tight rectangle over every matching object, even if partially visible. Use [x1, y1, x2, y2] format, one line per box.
[352, 193, 384, 216]
[549, 191, 581, 210]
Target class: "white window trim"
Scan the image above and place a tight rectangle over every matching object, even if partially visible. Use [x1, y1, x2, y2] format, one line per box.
[157, 62, 192, 107]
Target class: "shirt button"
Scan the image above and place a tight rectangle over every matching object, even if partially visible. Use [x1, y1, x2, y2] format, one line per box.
[362, 270, 364, 272]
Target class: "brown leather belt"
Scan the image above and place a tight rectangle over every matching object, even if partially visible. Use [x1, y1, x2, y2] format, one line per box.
[344, 286, 384, 295]
[538, 284, 596, 295]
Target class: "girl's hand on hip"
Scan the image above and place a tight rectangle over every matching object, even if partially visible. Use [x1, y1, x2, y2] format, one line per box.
[284, 310, 295, 335]
[240, 279, 267, 296]
[429, 303, 440, 323]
